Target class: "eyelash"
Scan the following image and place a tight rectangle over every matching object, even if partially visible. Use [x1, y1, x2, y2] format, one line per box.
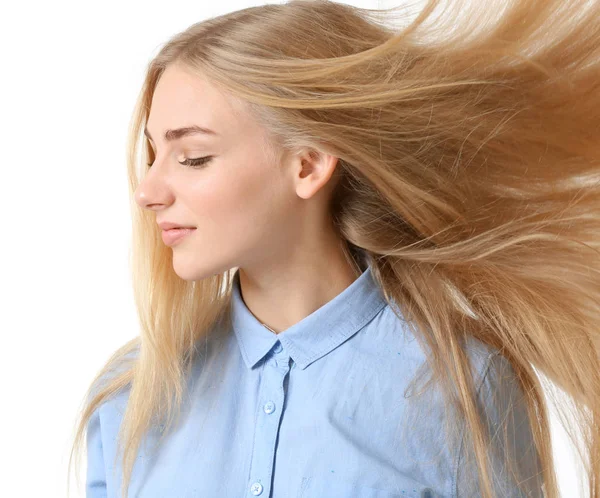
[146, 156, 213, 169]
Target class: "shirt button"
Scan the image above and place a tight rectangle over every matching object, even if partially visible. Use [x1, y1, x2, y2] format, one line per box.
[421, 488, 435, 498]
[273, 341, 283, 354]
[250, 482, 263, 495]
[263, 401, 276, 414]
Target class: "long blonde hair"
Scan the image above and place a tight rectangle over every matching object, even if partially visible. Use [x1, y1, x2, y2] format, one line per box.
[68, 1, 600, 497]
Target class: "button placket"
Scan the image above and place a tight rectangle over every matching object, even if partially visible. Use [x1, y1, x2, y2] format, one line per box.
[247, 348, 291, 497]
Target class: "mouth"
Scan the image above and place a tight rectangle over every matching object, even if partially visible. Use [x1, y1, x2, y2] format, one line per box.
[161, 227, 196, 246]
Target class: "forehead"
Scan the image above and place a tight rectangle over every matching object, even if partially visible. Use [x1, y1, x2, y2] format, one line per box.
[147, 63, 250, 135]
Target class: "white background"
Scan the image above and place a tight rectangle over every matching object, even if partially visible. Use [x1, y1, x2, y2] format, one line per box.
[0, 0, 586, 496]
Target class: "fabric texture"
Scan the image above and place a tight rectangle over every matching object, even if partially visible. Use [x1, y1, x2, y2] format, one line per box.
[86, 263, 543, 497]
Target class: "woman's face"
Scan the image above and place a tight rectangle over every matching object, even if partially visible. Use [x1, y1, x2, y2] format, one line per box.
[134, 63, 311, 281]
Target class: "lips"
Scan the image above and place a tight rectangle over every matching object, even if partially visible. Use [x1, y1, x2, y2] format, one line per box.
[161, 227, 196, 246]
[158, 221, 197, 231]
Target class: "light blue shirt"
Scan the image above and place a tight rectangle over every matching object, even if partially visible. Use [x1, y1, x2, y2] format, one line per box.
[86, 263, 543, 497]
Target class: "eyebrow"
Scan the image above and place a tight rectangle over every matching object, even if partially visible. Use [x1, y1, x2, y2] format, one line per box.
[143, 124, 218, 143]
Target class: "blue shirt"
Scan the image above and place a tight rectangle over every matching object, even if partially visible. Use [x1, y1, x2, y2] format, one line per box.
[86, 263, 543, 497]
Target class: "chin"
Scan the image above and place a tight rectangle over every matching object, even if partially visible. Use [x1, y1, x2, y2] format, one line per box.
[172, 261, 228, 282]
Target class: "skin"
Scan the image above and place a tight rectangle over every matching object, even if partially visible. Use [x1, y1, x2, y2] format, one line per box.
[134, 62, 360, 334]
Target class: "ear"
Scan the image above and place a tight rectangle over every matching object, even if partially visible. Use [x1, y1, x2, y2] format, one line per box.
[290, 148, 340, 200]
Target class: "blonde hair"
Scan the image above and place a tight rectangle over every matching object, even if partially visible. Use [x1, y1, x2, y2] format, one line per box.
[68, 1, 600, 497]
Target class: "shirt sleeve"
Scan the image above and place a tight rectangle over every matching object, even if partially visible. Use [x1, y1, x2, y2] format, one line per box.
[86, 406, 108, 497]
[455, 352, 544, 498]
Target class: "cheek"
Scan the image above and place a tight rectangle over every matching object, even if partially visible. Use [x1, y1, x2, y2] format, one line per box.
[189, 160, 286, 244]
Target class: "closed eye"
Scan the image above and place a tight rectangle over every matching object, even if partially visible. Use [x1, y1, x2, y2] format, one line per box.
[180, 156, 213, 168]
[146, 156, 213, 168]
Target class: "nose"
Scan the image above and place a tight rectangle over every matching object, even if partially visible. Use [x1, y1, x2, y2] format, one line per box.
[134, 182, 154, 209]
[134, 187, 159, 210]
[133, 162, 174, 210]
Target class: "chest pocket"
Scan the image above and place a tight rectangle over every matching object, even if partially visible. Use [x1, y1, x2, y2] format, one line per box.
[296, 474, 438, 498]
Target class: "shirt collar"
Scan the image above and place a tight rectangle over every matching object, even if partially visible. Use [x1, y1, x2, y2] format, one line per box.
[230, 263, 388, 371]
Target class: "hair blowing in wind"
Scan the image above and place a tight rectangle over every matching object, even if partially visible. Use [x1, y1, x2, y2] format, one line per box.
[68, 0, 600, 496]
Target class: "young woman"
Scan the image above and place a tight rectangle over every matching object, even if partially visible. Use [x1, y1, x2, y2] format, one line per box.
[69, 0, 600, 497]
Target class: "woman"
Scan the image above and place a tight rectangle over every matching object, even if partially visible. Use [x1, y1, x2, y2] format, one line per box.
[69, 0, 600, 497]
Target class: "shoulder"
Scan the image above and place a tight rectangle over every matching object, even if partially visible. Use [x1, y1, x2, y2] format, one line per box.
[367, 304, 500, 380]
[454, 346, 544, 497]
[87, 341, 140, 422]
[360, 311, 509, 495]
